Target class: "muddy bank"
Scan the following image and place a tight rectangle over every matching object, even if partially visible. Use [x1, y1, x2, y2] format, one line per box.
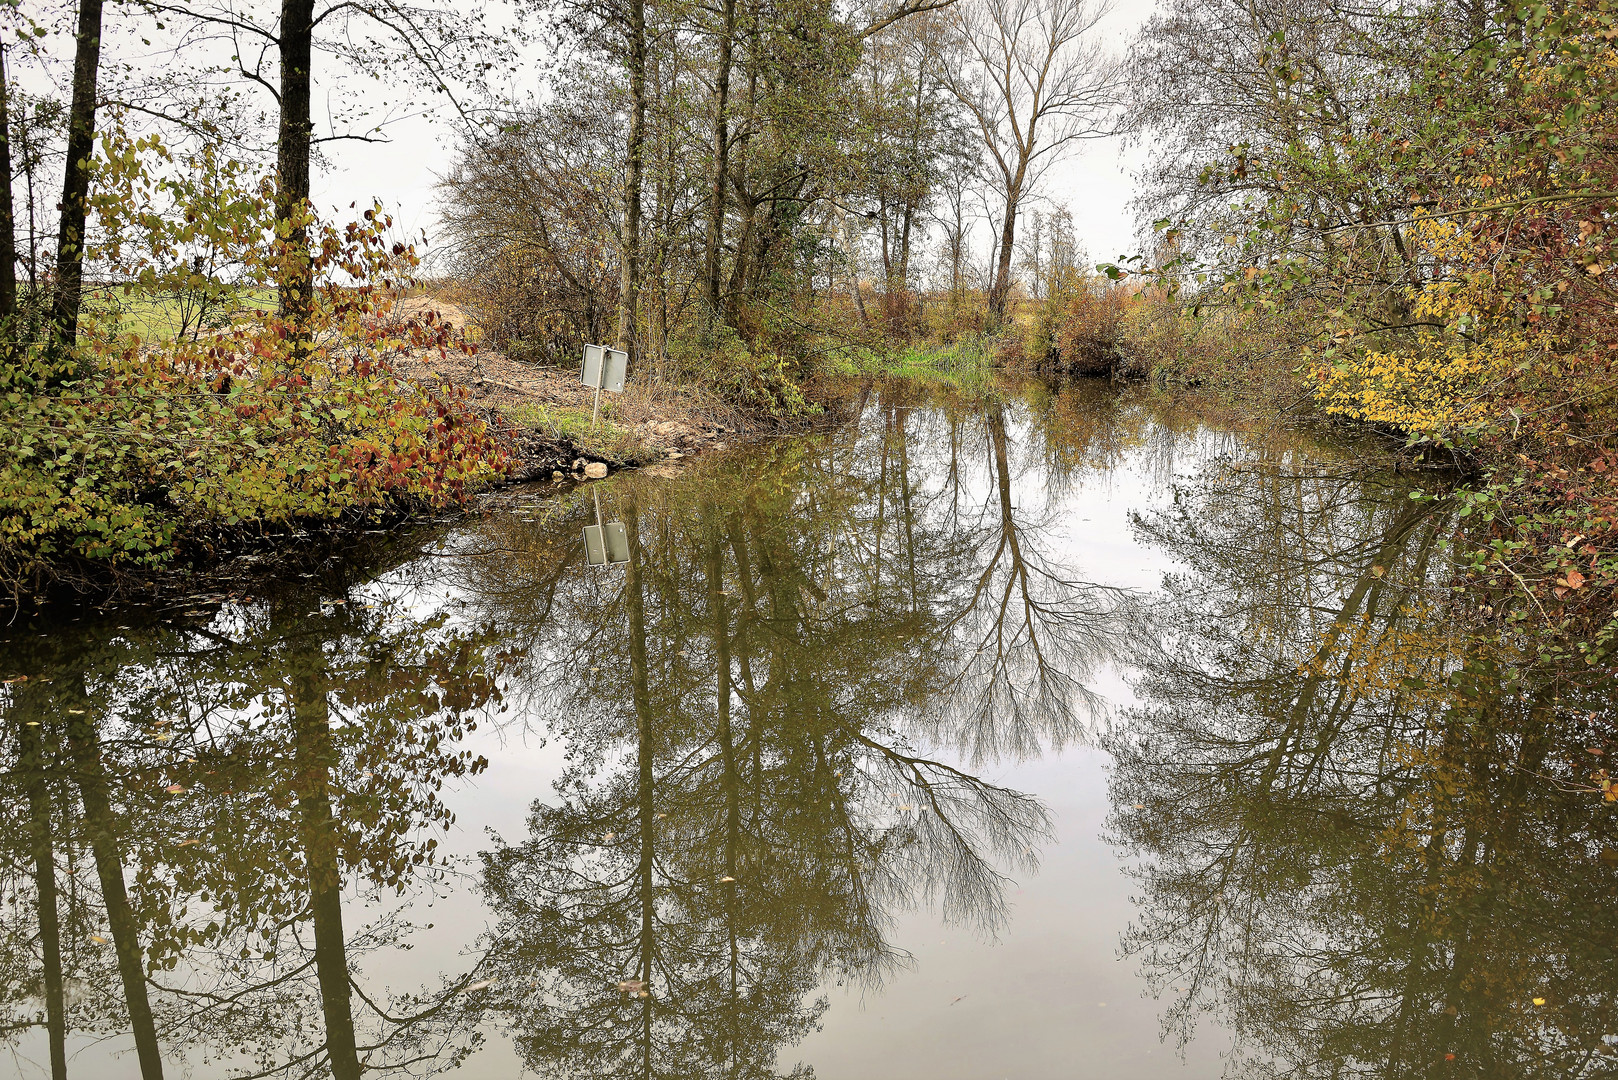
[389, 298, 864, 488]
[390, 299, 775, 486]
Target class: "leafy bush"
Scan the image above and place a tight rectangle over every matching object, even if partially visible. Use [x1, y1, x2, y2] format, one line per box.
[1052, 289, 1130, 375]
[0, 131, 507, 597]
[920, 293, 993, 342]
[666, 320, 817, 418]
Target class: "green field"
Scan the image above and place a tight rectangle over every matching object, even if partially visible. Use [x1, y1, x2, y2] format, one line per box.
[84, 286, 279, 342]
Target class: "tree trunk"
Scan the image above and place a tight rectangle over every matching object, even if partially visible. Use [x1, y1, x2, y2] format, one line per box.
[0, 44, 18, 345]
[288, 631, 363, 1080]
[623, 505, 657, 1080]
[16, 700, 68, 1080]
[616, 0, 647, 363]
[989, 176, 1023, 322]
[701, 0, 737, 316]
[651, 35, 676, 381]
[22, 104, 39, 299]
[897, 48, 926, 287]
[277, 0, 316, 332]
[725, 192, 756, 321]
[64, 693, 165, 1080]
[49, 0, 105, 357]
[723, 23, 758, 324]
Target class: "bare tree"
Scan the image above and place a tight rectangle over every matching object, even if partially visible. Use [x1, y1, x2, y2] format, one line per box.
[941, 0, 1118, 321]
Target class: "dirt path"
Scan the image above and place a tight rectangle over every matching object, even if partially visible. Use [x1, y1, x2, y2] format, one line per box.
[389, 297, 756, 485]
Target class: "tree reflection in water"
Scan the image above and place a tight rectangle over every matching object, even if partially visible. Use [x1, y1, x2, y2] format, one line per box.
[10, 382, 1541, 1078]
[0, 552, 508, 1079]
[463, 387, 1131, 1077]
[0, 385, 1133, 1078]
[1110, 450, 1618, 1077]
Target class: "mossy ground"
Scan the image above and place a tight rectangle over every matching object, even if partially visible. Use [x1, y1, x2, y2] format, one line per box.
[501, 401, 665, 467]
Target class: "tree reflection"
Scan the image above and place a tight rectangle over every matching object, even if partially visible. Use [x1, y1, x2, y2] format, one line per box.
[1110, 452, 1618, 1077]
[0, 562, 508, 1078]
[3, 382, 1166, 1077]
[466, 389, 1132, 1075]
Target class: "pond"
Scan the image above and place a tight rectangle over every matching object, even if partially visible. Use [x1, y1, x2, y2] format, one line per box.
[3, 380, 1615, 1079]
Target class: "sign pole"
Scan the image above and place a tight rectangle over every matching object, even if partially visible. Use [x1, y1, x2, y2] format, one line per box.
[580, 343, 624, 432]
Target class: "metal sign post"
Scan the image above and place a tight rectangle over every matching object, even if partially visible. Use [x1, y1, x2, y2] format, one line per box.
[581, 344, 629, 429]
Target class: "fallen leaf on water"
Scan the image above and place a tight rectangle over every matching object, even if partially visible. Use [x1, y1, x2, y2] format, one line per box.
[720, 876, 736, 883]
[1533, 997, 1546, 1006]
[90, 935, 109, 944]
[166, 785, 186, 794]
[949, 994, 967, 1006]
[177, 839, 200, 846]
[618, 980, 646, 994]
[460, 979, 496, 994]
[602, 832, 615, 843]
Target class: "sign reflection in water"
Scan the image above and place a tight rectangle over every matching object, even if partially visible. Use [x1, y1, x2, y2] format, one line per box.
[1, 380, 1614, 1079]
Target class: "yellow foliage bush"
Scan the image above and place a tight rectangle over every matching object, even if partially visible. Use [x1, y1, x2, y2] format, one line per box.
[1311, 214, 1547, 440]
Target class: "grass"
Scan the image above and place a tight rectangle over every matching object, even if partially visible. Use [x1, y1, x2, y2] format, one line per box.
[502, 401, 664, 466]
[824, 334, 1002, 392]
[85, 286, 280, 342]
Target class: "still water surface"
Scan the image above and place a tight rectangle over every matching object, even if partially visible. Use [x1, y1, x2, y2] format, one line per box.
[3, 381, 1615, 1079]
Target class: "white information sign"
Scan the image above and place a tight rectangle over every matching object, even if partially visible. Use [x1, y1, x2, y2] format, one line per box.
[581, 344, 628, 394]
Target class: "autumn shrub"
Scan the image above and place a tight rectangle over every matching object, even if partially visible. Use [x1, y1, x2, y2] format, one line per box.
[1008, 296, 1058, 367]
[665, 319, 816, 418]
[1050, 287, 1130, 375]
[1111, 291, 1311, 404]
[920, 291, 992, 342]
[0, 130, 506, 598]
[878, 288, 922, 336]
[435, 92, 622, 364]
[1114, 295, 1228, 379]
